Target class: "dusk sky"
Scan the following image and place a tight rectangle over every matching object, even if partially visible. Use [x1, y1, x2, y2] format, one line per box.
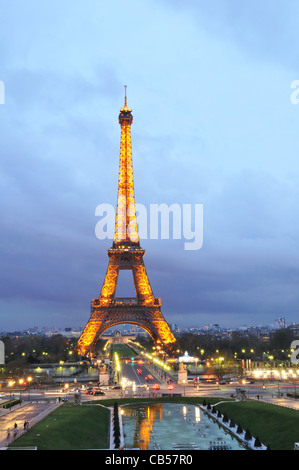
[1, 0, 299, 331]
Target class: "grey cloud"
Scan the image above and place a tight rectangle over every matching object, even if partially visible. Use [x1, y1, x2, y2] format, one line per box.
[158, 0, 299, 69]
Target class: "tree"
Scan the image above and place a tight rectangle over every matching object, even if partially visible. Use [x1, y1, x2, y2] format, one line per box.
[113, 401, 121, 448]
[236, 424, 243, 434]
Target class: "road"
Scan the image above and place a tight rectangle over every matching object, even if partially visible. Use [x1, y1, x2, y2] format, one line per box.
[107, 358, 299, 410]
[120, 360, 162, 388]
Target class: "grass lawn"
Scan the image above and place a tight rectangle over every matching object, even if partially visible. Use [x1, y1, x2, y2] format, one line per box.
[215, 400, 299, 450]
[9, 403, 110, 450]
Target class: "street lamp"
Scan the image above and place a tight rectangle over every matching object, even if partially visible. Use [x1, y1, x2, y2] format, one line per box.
[8, 380, 14, 411]
[194, 357, 199, 378]
[19, 378, 24, 401]
[27, 376, 32, 401]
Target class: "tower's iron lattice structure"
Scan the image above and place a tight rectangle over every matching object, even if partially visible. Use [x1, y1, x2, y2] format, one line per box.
[77, 90, 176, 356]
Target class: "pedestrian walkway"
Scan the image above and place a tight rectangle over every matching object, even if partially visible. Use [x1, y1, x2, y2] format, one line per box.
[0, 400, 62, 449]
[251, 394, 299, 410]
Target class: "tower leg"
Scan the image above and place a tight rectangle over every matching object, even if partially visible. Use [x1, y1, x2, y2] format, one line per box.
[77, 300, 175, 357]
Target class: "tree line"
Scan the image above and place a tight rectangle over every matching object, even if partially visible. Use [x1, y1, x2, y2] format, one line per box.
[0, 327, 297, 374]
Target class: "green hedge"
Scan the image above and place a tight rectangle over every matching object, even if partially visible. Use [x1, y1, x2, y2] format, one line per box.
[3, 398, 21, 409]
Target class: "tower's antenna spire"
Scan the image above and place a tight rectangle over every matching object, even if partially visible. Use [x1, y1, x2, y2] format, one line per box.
[124, 85, 127, 106]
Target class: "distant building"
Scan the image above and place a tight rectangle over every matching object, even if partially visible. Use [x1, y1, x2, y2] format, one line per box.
[0, 340, 4, 364]
[289, 323, 299, 335]
[275, 318, 285, 329]
[179, 351, 194, 363]
[60, 329, 81, 338]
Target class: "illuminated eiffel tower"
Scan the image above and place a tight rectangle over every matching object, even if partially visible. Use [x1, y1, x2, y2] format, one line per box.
[77, 89, 176, 356]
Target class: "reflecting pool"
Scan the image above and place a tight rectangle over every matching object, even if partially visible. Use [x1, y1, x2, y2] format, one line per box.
[121, 402, 245, 450]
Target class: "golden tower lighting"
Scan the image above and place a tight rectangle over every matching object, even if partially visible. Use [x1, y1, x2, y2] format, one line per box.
[77, 89, 176, 356]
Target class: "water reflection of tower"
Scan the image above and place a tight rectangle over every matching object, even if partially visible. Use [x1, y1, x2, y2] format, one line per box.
[133, 403, 163, 450]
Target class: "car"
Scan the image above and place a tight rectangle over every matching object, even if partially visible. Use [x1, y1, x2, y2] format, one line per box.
[167, 385, 174, 390]
[153, 384, 160, 390]
[112, 385, 121, 389]
[92, 390, 105, 396]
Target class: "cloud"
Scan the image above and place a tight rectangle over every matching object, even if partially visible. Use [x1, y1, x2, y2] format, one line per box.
[0, 0, 299, 330]
[158, 0, 299, 69]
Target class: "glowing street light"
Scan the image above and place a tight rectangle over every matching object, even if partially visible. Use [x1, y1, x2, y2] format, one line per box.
[27, 376, 32, 401]
[8, 380, 14, 411]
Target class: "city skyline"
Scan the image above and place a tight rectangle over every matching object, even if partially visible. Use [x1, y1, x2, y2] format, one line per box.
[1, 1, 299, 331]
[0, 315, 295, 337]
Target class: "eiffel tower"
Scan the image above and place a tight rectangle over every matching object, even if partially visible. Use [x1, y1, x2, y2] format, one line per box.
[77, 89, 176, 356]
